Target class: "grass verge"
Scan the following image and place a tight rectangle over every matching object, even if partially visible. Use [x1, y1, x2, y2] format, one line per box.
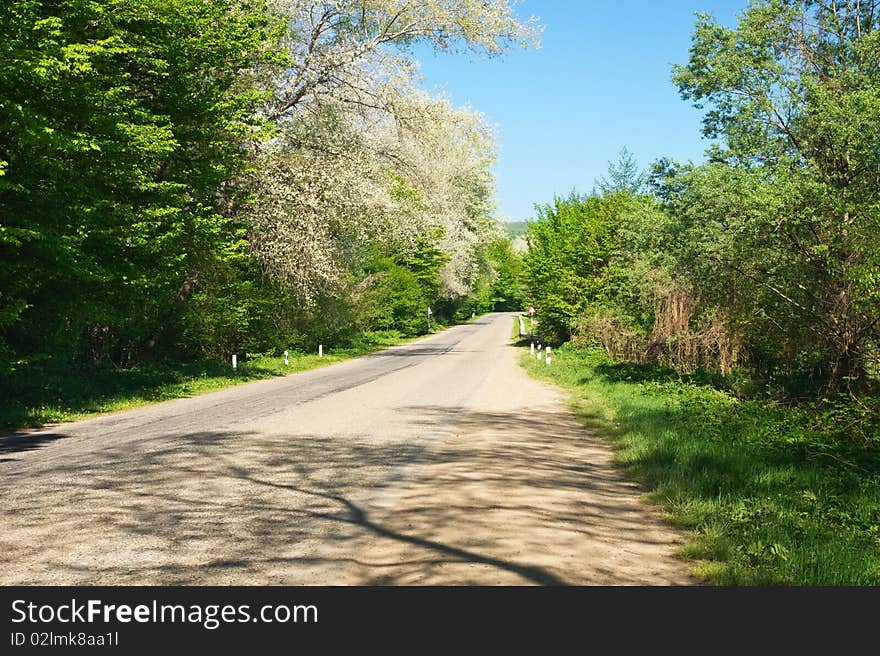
[0, 329, 430, 431]
[510, 314, 538, 341]
[520, 340, 880, 585]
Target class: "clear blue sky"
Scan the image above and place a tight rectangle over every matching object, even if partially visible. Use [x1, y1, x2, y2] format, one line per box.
[412, 0, 747, 222]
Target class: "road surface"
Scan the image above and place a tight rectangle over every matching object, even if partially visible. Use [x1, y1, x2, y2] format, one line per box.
[0, 313, 695, 585]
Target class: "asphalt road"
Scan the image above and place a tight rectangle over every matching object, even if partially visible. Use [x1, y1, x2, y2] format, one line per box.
[0, 313, 695, 585]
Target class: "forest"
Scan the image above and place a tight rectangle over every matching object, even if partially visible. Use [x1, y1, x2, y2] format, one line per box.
[0, 0, 531, 425]
[1, 0, 876, 448]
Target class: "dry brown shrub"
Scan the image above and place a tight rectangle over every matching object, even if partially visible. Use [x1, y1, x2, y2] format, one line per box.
[574, 279, 743, 374]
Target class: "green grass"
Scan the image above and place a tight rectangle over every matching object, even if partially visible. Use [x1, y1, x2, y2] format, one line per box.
[510, 314, 523, 340]
[509, 314, 537, 340]
[0, 329, 420, 431]
[519, 339, 880, 585]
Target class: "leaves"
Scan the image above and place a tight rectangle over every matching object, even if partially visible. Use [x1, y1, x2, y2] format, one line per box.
[0, 0, 281, 364]
[0, 0, 535, 370]
[667, 0, 880, 394]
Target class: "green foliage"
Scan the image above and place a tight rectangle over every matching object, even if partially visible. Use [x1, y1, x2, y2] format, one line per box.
[354, 236, 519, 334]
[595, 147, 646, 195]
[522, 190, 639, 342]
[371, 264, 433, 336]
[671, 0, 880, 394]
[484, 238, 524, 311]
[394, 241, 450, 306]
[0, 0, 281, 369]
[353, 241, 450, 337]
[520, 2, 880, 405]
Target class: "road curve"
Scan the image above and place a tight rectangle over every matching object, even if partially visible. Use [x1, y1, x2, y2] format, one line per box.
[0, 313, 696, 585]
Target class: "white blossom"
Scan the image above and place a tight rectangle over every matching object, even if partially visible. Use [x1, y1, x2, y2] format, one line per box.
[242, 0, 536, 302]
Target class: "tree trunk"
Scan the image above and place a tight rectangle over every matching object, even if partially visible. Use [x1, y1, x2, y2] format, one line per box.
[825, 283, 867, 394]
[143, 270, 201, 354]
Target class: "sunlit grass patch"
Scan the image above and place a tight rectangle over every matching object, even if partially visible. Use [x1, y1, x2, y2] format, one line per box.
[521, 344, 880, 585]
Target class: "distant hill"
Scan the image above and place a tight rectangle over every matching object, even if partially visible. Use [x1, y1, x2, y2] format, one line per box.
[503, 221, 529, 239]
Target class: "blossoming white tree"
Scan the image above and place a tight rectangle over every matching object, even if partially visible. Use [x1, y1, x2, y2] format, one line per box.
[268, 0, 540, 120]
[242, 0, 537, 306]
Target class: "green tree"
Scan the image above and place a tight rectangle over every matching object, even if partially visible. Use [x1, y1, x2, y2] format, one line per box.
[0, 0, 280, 366]
[485, 238, 524, 311]
[522, 192, 631, 342]
[595, 147, 647, 196]
[355, 241, 450, 337]
[672, 0, 880, 393]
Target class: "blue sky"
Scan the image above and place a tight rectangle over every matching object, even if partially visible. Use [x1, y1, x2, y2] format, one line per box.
[412, 0, 747, 221]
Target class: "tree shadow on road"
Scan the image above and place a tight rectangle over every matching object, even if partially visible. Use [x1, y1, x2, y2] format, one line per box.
[0, 431, 67, 457]
[0, 404, 695, 585]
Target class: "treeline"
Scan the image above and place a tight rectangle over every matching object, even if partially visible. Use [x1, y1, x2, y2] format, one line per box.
[0, 1, 533, 373]
[522, 2, 879, 423]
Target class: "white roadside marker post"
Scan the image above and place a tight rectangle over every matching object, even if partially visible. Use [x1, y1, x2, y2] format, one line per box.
[319, 344, 323, 358]
[530, 341, 535, 356]
[284, 350, 289, 366]
[546, 346, 552, 366]
[537, 344, 542, 361]
[232, 354, 237, 371]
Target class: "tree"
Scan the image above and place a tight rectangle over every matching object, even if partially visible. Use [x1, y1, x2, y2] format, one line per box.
[0, 0, 539, 372]
[243, 79, 504, 306]
[672, 0, 880, 393]
[522, 192, 630, 342]
[268, 0, 541, 121]
[239, 0, 537, 320]
[485, 238, 524, 311]
[0, 0, 281, 366]
[595, 147, 647, 195]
